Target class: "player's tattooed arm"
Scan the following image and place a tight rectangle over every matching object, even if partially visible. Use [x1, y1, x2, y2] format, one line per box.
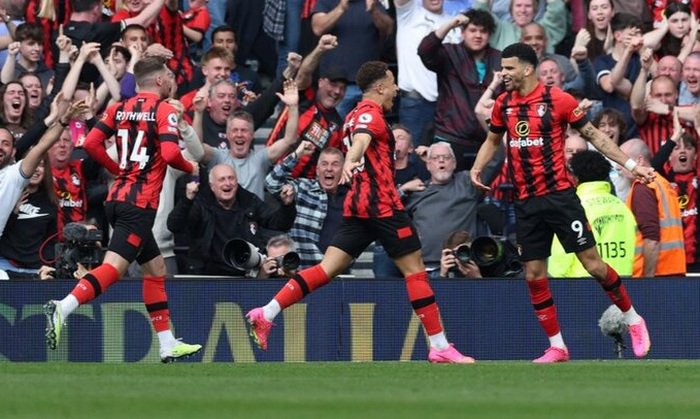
[578, 122, 620, 158]
[578, 121, 656, 185]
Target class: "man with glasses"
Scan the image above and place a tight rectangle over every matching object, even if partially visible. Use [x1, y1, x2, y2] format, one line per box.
[407, 142, 503, 274]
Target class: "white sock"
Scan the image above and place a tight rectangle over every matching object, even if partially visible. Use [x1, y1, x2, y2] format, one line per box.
[428, 332, 449, 350]
[548, 333, 566, 349]
[59, 295, 79, 318]
[623, 306, 642, 325]
[262, 299, 282, 322]
[158, 330, 178, 350]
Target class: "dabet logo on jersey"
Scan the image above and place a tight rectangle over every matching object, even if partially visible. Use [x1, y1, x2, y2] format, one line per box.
[510, 121, 544, 148]
[509, 137, 544, 148]
[514, 121, 530, 137]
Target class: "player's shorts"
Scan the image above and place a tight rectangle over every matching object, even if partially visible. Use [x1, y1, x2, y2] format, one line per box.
[105, 201, 160, 265]
[329, 211, 422, 259]
[514, 189, 596, 261]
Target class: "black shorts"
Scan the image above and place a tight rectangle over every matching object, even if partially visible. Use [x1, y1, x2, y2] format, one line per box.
[105, 202, 160, 265]
[329, 211, 422, 259]
[514, 189, 596, 261]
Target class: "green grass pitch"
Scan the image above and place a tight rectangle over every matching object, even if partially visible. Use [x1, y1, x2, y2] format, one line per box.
[2, 361, 699, 419]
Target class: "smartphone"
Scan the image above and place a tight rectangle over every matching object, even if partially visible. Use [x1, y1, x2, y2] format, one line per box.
[70, 119, 86, 147]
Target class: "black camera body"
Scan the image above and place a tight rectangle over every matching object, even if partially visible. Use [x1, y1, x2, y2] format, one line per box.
[448, 244, 472, 274]
[222, 239, 301, 274]
[54, 223, 104, 279]
[450, 236, 521, 278]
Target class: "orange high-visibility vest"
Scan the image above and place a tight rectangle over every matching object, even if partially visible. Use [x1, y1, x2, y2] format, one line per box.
[627, 176, 686, 277]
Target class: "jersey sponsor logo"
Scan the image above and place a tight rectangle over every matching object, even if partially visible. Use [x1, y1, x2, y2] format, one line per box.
[508, 137, 543, 148]
[514, 121, 530, 137]
[681, 206, 697, 218]
[58, 198, 84, 208]
[358, 113, 373, 124]
[572, 106, 584, 117]
[115, 111, 157, 122]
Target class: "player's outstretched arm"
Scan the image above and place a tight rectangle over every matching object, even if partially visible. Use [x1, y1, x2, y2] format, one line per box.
[470, 130, 504, 191]
[578, 121, 656, 184]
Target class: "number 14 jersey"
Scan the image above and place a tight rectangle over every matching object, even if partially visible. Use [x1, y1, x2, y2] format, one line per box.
[90, 92, 181, 210]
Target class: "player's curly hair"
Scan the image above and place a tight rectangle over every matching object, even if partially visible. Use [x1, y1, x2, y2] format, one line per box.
[356, 61, 390, 93]
[501, 43, 538, 68]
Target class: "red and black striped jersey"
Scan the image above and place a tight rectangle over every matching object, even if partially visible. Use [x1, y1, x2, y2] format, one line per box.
[342, 99, 403, 218]
[640, 109, 700, 158]
[266, 87, 345, 179]
[112, 8, 193, 84]
[25, 0, 71, 68]
[156, 7, 194, 85]
[52, 161, 88, 240]
[669, 171, 699, 264]
[90, 92, 180, 210]
[639, 112, 673, 157]
[490, 84, 588, 200]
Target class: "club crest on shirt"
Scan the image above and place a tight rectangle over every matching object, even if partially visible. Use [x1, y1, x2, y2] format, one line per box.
[536, 103, 548, 117]
[572, 106, 584, 117]
[71, 173, 81, 186]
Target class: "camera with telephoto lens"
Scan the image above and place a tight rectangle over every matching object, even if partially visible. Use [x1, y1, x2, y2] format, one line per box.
[449, 244, 472, 273]
[222, 239, 300, 273]
[449, 236, 521, 277]
[54, 222, 104, 279]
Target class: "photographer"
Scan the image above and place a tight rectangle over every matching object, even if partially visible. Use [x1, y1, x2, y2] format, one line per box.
[257, 235, 300, 279]
[436, 230, 482, 279]
[34, 221, 104, 280]
[167, 164, 296, 276]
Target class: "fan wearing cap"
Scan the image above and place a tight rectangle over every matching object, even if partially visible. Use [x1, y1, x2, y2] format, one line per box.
[266, 34, 348, 179]
[311, 0, 394, 117]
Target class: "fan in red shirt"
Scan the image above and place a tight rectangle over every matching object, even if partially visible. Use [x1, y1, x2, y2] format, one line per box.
[471, 42, 655, 363]
[43, 57, 202, 363]
[245, 61, 474, 364]
[112, 0, 194, 88]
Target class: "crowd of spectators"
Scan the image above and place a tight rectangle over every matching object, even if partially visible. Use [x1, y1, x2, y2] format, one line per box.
[1, 0, 699, 279]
